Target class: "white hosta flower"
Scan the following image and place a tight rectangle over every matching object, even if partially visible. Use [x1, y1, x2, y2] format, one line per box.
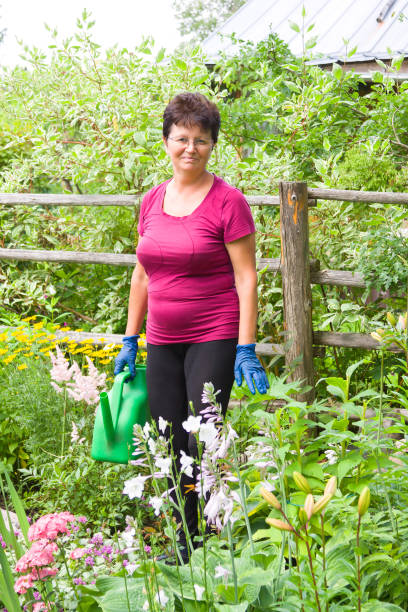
[204, 487, 234, 530]
[143, 421, 151, 438]
[148, 438, 156, 454]
[194, 584, 205, 599]
[201, 382, 220, 405]
[214, 565, 231, 581]
[158, 416, 168, 433]
[123, 475, 149, 499]
[182, 415, 202, 433]
[155, 589, 169, 607]
[142, 601, 149, 611]
[149, 496, 163, 516]
[155, 456, 172, 477]
[126, 563, 139, 575]
[198, 422, 218, 447]
[180, 450, 194, 478]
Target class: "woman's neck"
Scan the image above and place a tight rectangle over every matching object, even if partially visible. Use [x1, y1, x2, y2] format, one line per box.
[171, 169, 212, 192]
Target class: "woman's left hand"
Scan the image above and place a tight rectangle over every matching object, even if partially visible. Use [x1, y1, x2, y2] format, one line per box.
[234, 343, 269, 395]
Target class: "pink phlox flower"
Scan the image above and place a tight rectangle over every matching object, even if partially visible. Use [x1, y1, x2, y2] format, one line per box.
[28, 512, 76, 541]
[70, 547, 86, 560]
[14, 573, 34, 594]
[33, 602, 53, 612]
[16, 540, 58, 572]
[50, 346, 74, 383]
[33, 567, 58, 579]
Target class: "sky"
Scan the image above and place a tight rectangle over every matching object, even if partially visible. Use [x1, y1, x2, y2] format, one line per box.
[0, 0, 182, 66]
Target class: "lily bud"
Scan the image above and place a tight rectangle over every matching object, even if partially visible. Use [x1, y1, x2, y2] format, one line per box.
[371, 332, 383, 343]
[386, 312, 397, 327]
[313, 493, 333, 515]
[293, 471, 312, 494]
[304, 493, 314, 519]
[260, 487, 281, 511]
[376, 328, 385, 336]
[324, 476, 337, 497]
[398, 313, 407, 331]
[357, 486, 370, 517]
[266, 518, 293, 532]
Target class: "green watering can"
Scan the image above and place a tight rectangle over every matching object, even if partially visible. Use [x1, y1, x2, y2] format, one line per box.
[91, 365, 149, 464]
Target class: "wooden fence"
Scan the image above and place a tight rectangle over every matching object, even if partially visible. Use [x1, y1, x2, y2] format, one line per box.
[1, 183, 408, 401]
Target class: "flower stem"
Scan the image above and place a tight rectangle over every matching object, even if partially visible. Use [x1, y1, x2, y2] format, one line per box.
[357, 514, 361, 612]
[60, 386, 67, 456]
[304, 524, 322, 612]
[227, 520, 238, 604]
[320, 514, 328, 612]
[295, 535, 305, 612]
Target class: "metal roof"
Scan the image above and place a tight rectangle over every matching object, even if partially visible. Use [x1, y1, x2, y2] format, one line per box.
[202, 0, 408, 64]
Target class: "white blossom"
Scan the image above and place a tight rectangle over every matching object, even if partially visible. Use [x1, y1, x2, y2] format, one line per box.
[204, 487, 234, 530]
[120, 527, 136, 548]
[180, 450, 194, 478]
[143, 422, 151, 438]
[149, 496, 163, 516]
[123, 475, 149, 499]
[324, 449, 337, 465]
[214, 565, 231, 581]
[126, 563, 139, 575]
[182, 415, 202, 433]
[155, 456, 172, 477]
[155, 589, 169, 607]
[198, 422, 219, 448]
[158, 416, 168, 433]
[194, 584, 205, 599]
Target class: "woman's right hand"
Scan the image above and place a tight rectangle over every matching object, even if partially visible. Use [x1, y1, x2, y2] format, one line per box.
[114, 335, 139, 379]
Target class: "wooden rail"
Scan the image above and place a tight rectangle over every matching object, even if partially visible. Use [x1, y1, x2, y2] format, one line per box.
[1, 184, 406, 398]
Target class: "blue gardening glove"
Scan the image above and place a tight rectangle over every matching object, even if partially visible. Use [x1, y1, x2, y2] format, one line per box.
[114, 334, 139, 379]
[234, 343, 269, 395]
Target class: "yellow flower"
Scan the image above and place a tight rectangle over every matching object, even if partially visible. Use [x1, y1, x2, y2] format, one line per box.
[33, 322, 44, 329]
[0, 348, 8, 356]
[24, 351, 34, 357]
[22, 316, 37, 322]
[18, 364, 28, 370]
[3, 354, 17, 364]
[99, 359, 112, 364]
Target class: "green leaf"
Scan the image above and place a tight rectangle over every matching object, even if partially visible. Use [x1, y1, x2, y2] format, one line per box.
[345, 359, 366, 381]
[0, 545, 22, 612]
[337, 452, 363, 482]
[2, 468, 29, 545]
[289, 21, 300, 33]
[214, 603, 250, 611]
[332, 63, 342, 80]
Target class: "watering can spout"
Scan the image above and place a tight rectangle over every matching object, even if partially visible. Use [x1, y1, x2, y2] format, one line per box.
[100, 391, 115, 444]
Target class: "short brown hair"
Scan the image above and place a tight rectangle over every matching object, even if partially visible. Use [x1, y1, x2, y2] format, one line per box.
[163, 92, 221, 143]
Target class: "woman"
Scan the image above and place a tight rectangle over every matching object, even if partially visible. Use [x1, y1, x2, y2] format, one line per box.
[114, 92, 268, 556]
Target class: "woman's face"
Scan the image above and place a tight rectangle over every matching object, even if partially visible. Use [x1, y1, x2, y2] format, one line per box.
[163, 123, 214, 175]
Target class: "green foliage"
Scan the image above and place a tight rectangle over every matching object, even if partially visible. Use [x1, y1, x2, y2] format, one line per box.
[357, 224, 408, 293]
[335, 146, 408, 192]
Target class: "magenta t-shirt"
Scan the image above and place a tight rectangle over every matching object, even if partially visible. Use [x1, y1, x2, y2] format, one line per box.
[136, 174, 256, 344]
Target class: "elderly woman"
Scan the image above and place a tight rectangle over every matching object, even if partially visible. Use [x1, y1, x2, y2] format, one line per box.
[115, 92, 268, 558]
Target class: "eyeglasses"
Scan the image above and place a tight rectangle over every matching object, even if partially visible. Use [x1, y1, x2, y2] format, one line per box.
[167, 136, 212, 149]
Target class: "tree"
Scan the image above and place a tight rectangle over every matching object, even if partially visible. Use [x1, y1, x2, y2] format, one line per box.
[172, 0, 245, 42]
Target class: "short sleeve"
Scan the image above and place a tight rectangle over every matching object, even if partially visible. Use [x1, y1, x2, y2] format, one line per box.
[221, 189, 256, 243]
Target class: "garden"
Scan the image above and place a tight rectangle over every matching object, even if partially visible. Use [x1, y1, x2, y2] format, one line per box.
[1, 11, 408, 611]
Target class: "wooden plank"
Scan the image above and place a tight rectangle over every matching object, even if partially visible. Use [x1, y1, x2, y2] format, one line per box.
[0, 192, 317, 208]
[308, 187, 408, 205]
[313, 330, 402, 352]
[279, 181, 315, 402]
[0, 249, 323, 275]
[0, 193, 142, 207]
[310, 269, 366, 288]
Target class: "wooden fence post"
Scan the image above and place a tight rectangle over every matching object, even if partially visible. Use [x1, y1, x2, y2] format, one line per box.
[279, 181, 315, 402]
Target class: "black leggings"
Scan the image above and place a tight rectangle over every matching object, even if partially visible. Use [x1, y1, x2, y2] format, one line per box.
[146, 339, 237, 541]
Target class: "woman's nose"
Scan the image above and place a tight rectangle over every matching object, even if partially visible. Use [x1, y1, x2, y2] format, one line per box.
[185, 140, 196, 152]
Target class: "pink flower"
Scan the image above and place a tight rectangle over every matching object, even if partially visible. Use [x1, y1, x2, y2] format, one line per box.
[66, 359, 107, 406]
[50, 346, 75, 383]
[15, 541, 58, 572]
[28, 512, 76, 541]
[33, 567, 58, 579]
[70, 547, 86, 560]
[14, 573, 34, 594]
[33, 602, 53, 612]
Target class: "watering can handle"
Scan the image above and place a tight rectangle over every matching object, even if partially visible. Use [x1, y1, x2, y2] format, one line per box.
[111, 369, 131, 428]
